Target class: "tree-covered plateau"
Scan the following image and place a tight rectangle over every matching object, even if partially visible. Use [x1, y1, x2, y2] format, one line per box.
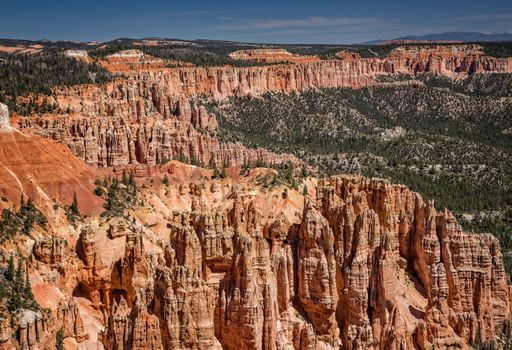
[211, 73, 512, 275]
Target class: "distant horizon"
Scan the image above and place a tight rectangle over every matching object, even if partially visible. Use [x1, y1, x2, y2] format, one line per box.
[1, 30, 512, 47]
[1, 0, 511, 44]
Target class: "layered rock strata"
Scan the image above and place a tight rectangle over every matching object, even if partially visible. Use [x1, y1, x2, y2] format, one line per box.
[19, 45, 512, 170]
[56, 44, 512, 108]
[19, 109, 299, 168]
[3, 43, 512, 348]
[229, 49, 322, 64]
[101, 49, 169, 72]
[57, 174, 510, 349]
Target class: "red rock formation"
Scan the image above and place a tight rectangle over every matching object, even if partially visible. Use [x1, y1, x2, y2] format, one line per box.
[57, 299, 88, 342]
[0, 317, 12, 350]
[100, 49, 169, 72]
[316, 176, 510, 349]
[17, 45, 511, 171]
[61, 174, 509, 349]
[384, 44, 512, 75]
[19, 109, 299, 168]
[229, 49, 322, 64]
[297, 200, 339, 345]
[335, 51, 362, 60]
[56, 44, 512, 107]
[0, 147, 509, 349]
[1, 44, 511, 350]
[0, 125, 103, 215]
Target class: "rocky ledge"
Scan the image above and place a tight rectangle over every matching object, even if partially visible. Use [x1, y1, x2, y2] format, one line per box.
[17, 172, 512, 349]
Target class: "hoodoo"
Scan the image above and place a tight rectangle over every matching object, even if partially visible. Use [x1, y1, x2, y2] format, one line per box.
[0, 103, 11, 131]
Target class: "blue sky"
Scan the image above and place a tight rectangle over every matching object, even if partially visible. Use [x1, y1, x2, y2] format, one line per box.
[1, 0, 511, 44]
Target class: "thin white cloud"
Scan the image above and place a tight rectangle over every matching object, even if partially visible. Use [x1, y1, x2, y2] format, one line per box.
[160, 7, 278, 17]
[100, 7, 279, 26]
[436, 11, 512, 22]
[218, 16, 390, 30]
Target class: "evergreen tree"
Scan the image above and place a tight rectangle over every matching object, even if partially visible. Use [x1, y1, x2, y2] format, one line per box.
[121, 170, 129, 187]
[15, 258, 23, 291]
[56, 328, 64, 350]
[24, 268, 34, 302]
[162, 174, 170, 186]
[303, 185, 309, 196]
[8, 286, 21, 311]
[0, 281, 5, 300]
[6, 255, 15, 281]
[22, 198, 35, 234]
[70, 192, 80, 216]
[212, 167, 221, 179]
[7, 258, 24, 311]
[285, 165, 293, 183]
[94, 182, 104, 197]
[300, 167, 309, 179]
[130, 177, 137, 197]
[128, 172, 135, 187]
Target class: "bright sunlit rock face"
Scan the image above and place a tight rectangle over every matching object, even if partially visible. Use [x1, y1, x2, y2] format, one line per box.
[0, 103, 11, 131]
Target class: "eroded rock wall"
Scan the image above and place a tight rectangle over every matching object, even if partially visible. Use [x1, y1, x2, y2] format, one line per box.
[64, 175, 510, 349]
[18, 45, 512, 169]
[19, 111, 299, 168]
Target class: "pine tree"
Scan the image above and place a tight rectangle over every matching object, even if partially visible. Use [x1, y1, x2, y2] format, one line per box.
[130, 177, 137, 196]
[121, 170, 129, 187]
[285, 165, 293, 183]
[212, 167, 221, 179]
[70, 192, 80, 216]
[8, 286, 21, 311]
[56, 328, 64, 350]
[15, 258, 23, 291]
[0, 281, 5, 300]
[112, 176, 119, 190]
[303, 185, 309, 196]
[24, 268, 34, 302]
[22, 197, 35, 234]
[94, 182, 104, 197]
[128, 172, 135, 187]
[300, 167, 309, 179]
[6, 255, 15, 281]
[162, 174, 169, 186]
[220, 167, 227, 179]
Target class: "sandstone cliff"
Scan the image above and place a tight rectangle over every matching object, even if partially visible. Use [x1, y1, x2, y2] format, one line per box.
[101, 49, 169, 73]
[0, 135, 510, 349]
[17, 45, 512, 170]
[229, 49, 322, 64]
[59, 44, 511, 103]
[2, 44, 512, 350]
[0, 119, 104, 215]
[19, 104, 299, 168]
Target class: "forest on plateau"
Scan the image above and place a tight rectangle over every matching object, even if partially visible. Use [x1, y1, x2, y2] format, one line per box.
[212, 73, 512, 275]
[0, 49, 111, 115]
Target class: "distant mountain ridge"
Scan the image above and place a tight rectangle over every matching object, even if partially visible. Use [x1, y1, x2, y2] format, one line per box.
[1, 33, 512, 52]
[365, 31, 512, 45]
